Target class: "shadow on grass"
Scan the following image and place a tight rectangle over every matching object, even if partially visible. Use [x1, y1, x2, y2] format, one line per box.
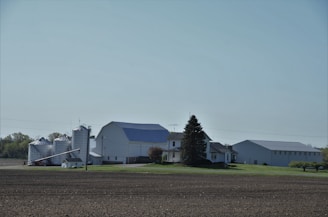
[190, 163, 243, 170]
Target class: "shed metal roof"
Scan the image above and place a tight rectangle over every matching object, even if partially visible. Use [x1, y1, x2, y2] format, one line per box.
[248, 140, 321, 152]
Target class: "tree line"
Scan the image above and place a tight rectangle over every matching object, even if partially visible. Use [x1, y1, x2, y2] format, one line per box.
[0, 132, 64, 159]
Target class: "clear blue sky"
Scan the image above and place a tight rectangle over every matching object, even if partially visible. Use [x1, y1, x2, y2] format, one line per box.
[1, 0, 327, 147]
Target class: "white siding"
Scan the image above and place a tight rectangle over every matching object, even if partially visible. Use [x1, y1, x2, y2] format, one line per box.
[72, 126, 89, 164]
[96, 123, 128, 163]
[95, 123, 168, 164]
[233, 140, 323, 166]
[271, 151, 323, 166]
[233, 141, 271, 165]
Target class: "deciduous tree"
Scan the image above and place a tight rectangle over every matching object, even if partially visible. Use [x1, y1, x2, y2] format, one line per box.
[148, 147, 163, 163]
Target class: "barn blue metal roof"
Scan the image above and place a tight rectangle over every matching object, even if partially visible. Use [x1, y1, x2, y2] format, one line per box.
[248, 140, 321, 152]
[113, 122, 169, 143]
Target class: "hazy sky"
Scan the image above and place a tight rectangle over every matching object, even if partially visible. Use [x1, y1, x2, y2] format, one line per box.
[1, 0, 327, 147]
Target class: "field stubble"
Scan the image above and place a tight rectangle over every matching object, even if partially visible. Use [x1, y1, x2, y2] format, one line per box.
[0, 170, 327, 217]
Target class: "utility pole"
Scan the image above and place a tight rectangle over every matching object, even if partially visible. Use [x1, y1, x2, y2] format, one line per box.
[85, 127, 91, 171]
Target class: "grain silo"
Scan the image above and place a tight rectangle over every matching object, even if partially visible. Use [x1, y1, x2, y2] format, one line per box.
[72, 126, 90, 164]
[27, 137, 52, 165]
[52, 136, 71, 165]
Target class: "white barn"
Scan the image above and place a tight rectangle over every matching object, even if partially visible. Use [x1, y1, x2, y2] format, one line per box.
[94, 122, 169, 164]
[233, 140, 323, 167]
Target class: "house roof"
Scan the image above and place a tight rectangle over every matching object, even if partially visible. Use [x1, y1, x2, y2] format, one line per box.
[102, 121, 169, 143]
[167, 132, 212, 141]
[247, 140, 321, 152]
[210, 142, 227, 153]
[167, 132, 184, 140]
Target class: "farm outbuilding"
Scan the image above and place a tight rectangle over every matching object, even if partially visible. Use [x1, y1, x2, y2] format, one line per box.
[233, 140, 323, 166]
[94, 122, 170, 164]
[61, 158, 84, 168]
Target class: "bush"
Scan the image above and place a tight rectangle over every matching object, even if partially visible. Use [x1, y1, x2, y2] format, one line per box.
[289, 161, 324, 172]
[148, 147, 163, 164]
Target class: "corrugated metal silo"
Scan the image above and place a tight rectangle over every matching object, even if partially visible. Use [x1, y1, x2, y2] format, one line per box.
[27, 137, 52, 165]
[52, 136, 71, 165]
[72, 126, 90, 164]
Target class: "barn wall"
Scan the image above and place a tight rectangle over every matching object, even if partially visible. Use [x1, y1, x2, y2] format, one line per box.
[233, 141, 271, 165]
[96, 123, 129, 163]
[271, 151, 323, 166]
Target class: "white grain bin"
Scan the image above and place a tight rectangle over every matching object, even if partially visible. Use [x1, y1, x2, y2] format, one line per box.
[27, 137, 52, 166]
[72, 126, 90, 164]
[52, 136, 71, 165]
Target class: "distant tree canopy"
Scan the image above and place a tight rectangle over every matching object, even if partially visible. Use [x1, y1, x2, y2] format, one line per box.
[0, 132, 32, 159]
[48, 132, 63, 142]
[181, 115, 206, 166]
[322, 146, 328, 166]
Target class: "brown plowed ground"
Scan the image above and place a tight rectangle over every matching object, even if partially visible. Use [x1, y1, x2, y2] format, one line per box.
[0, 170, 327, 217]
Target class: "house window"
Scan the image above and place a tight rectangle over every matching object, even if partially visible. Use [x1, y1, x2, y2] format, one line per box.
[173, 152, 175, 158]
[172, 141, 175, 147]
[313, 153, 316, 156]
[284, 151, 287, 155]
[279, 151, 282, 155]
[115, 156, 117, 160]
[211, 154, 216, 160]
[304, 152, 307, 156]
[299, 152, 301, 156]
[294, 152, 297, 155]
[274, 151, 277, 155]
[309, 152, 311, 156]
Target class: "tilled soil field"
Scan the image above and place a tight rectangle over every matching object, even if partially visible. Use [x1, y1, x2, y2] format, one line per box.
[0, 170, 327, 217]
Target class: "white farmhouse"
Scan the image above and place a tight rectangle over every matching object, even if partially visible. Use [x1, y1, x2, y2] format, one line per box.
[163, 132, 234, 164]
[233, 140, 323, 166]
[209, 142, 237, 164]
[164, 132, 184, 163]
[94, 122, 169, 164]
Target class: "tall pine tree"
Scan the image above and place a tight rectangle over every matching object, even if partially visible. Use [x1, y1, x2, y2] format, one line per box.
[181, 115, 206, 166]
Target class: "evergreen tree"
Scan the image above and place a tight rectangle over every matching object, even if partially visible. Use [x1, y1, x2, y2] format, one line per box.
[181, 115, 206, 165]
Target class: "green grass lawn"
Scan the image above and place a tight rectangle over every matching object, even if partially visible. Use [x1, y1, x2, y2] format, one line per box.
[27, 163, 328, 177]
